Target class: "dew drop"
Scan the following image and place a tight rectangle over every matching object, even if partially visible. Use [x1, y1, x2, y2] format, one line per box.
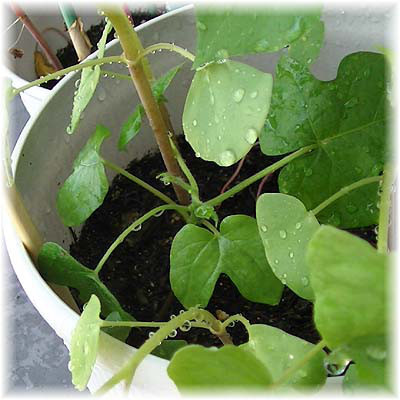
[274, 259, 279, 264]
[195, 151, 201, 158]
[74, 79, 81, 88]
[250, 91, 258, 99]
[366, 345, 386, 360]
[97, 87, 106, 102]
[260, 225, 268, 232]
[180, 320, 192, 332]
[169, 330, 178, 338]
[279, 230, 287, 239]
[233, 88, 245, 103]
[192, 119, 198, 127]
[155, 209, 164, 217]
[210, 94, 215, 105]
[295, 222, 302, 230]
[133, 224, 142, 232]
[228, 321, 235, 328]
[289, 354, 294, 360]
[301, 277, 309, 286]
[245, 128, 258, 144]
[217, 135, 222, 140]
[289, 251, 294, 259]
[219, 150, 236, 166]
[304, 168, 313, 177]
[148, 332, 155, 338]
[170, 314, 176, 320]
[197, 21, 207, 31]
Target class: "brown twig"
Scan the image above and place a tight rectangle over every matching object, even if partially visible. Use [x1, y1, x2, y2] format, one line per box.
[220, 156, 247, 195]
[10, 2, 63, 71]
[256, 173, 272, 198]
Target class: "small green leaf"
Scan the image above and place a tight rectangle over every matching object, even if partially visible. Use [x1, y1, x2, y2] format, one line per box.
[57, 125, 110, 226]
[256, 193, 319, 300]
[38, 242, 134, 322]
[118, 105, 144, 151]
[151, 63, 183, 102]
[70, 294, 101, 391]
[193, 8, 323, 68]
[67, 20, 112, 134]
[170, 215, 283, 308]
[118, 64, 183, 150]
[152, 340, 187, 361]
[307, 226, 388, 349]
[167, 345, 272, 389]
[183, 60, 273, 166]
[260, 52, 388, 228]
[241, 324, 326, 389]
[102, 311, 130, 342]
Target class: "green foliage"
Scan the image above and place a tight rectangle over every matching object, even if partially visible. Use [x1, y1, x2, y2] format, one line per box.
[307, 226, 387, 349]
[38, 242, 133, 322]
[170, 215, 283, 308]
[241, 324, 326, 389]
[260, 52, 388, 228]
[256, 193, 319, 300]
[168, 344, 273, 389]
[67, 20, 112, 134]
[183, 60, 272, 166]
[57, 125, 110, 227]
[118, 64, 183, 151]
[69, 295, 101, 390]
[193, 7, 323, 68]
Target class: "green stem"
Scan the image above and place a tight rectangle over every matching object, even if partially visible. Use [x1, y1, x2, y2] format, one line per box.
[95, 308, 224, 395]
[270, 340, 326, 390]
[100, 320, 208, 329]
[12, 55, 125, 96]
[377, 165, 395, 253]
[134, 43, 195, 64]
[206, 144, 318, 208]
[102, 158, 177, 206]
[221, 314, 251, 332]
[311, 175, 383, 216]
[202, 220, 220, 236]
[100, 70, 131, 80]
[94, 204, 188, 275]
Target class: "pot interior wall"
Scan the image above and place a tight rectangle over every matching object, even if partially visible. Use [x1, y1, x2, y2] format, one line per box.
[13, 5, 392, 258]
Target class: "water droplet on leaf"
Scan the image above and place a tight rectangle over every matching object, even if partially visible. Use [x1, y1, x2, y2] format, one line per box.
[192, 119, 198, 127]
[279, 230, 287, 239]
[260, 225, 268, 232]
[245, 128, 258, 144]
[219, 150, 236, 166]
[295, 222, 302, 230]
[233, 88, 245, 103]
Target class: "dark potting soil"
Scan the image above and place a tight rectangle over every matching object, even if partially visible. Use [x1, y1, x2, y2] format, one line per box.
[69, 136, 377, 349]
[41, 7, 167, 89]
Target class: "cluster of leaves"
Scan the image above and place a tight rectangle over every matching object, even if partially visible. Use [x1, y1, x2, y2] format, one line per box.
[34, 5, 391, 396]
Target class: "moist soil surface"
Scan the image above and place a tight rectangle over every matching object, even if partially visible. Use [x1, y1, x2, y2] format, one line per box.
[41, 7, 166, 89]
[70, 136, 376, 349]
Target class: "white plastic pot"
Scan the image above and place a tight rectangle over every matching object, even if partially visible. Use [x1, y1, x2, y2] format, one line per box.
[4, 4, 393, 396]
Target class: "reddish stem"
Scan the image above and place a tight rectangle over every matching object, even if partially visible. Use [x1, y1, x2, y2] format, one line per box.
[220, 156, 246, 195]
[10, 2, 63, 71]
[256, 173, 272, 198]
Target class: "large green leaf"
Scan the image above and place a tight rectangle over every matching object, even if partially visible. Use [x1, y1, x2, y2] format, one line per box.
[307, 226, 388, 349]
[69, 295, 101, 391]
[183, 60, 273, 166]
[170, 215, 283, 308]
[260, 53, 388, 228]
[193, 7, 323, 68]
[256, 193, 319, 300]
[67, 20, 112, 134]
[118, 64, 183, 151]
[167, 345, 272, 390]
[241, 324, 326, 389]
[57, 125, 110, 227]
[38, 242, 133, 322]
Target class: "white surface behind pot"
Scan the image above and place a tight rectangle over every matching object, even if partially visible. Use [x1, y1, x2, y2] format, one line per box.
[4, 4, 393, 396]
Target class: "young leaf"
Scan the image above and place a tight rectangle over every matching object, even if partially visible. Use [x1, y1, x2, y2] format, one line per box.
[57, 125, 110, 227]
[152, 340, 188, 361]
[38, 242, 134, 322]
[193, 7, 323, 68]
[256, 193, 319, 301]
[67, 20, 113, 134]
[70, 294, 101, 391]
[260, 53, 388, 228]
[118, 64, 183, 151]
[241, 324, 326, 389]
[183, 60, 273, 166]
[102, 311, 130, 342]
[118, 105, 144, 151]
[307, 226, 388, 349]
[170, 215, 283, 309]
[167, 345, 272, 390]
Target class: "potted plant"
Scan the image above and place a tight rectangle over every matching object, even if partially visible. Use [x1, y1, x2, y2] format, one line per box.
[4, 4, 393, 396]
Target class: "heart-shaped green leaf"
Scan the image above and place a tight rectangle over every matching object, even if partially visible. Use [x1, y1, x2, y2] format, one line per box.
[170, 215, 283, 308]
[69, 294, 101, 391]
[57, 125, 110, 226]
[260, 52, 388, 228]
[183, 60, 272, 166]
[256, 193, 319, 300]
[118, 64, 183, 151]
[38, 242, 134, 322]
[67, 20, 113, 134]
[241, 324, 326, 389]
[167, 344, 272, 389]
[193, 8, 323, 68]
[307, 226, 388, 349]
